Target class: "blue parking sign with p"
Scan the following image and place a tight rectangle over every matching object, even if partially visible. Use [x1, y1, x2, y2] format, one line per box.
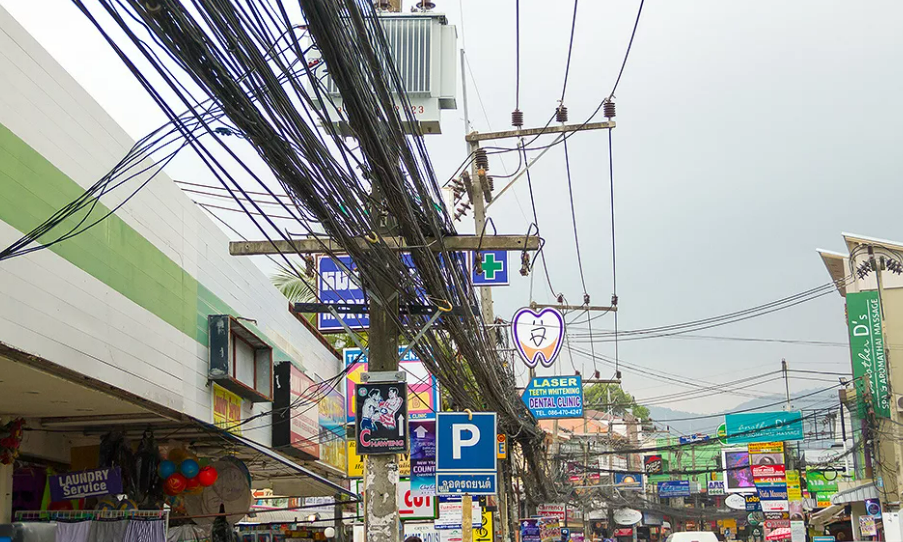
[471, 250, 509, 286]
[436, 412, 497, 495]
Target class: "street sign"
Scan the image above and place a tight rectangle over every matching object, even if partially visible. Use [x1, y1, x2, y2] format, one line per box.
[522, 376, 584, 419]
[471, 250, 509, 286]
[511, 307, 565, 368]
[707, 480, 725, 496]
[657, 481, 691, 497]
[436, 412, 497, 495]
[724, 411, 804, 444]
[354, 382, 407, 455]
[411, 420, 436, 496]
[613, 473, 644, 491]
[318, 255, 368, 331]
[435, 496, 483, 529]
[746, 494, 762, 512]
[679, 433, 710, 445]
[497, 434, 507, 459]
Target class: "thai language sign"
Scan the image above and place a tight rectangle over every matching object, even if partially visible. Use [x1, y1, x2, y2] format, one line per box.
[50, 467, 122, 501]
[847, 290, 890, 418]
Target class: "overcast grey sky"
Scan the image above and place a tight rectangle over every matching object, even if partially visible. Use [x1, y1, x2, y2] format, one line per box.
[4, 0, 902, 414]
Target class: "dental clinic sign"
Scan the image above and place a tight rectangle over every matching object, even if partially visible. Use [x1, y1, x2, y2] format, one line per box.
[847, 290, 890, 418]
[50, 467, 122, 501]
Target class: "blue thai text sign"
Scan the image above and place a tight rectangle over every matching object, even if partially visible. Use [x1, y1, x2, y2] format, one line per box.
[49, 467, 122, 501]
[522, 376, 583, 419]
[724, 411, 804, 444]
[318, 255, 368, 331]
[657, 480, 691, 497]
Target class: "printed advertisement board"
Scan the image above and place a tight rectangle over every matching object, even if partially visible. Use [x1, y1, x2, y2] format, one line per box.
[354, 381, 408, 455]
[212, 384, 243, 436]
[49, 468, 122, 501]
[723, 449, 755, 493]
[847, 290, 891, 417]
[522, 376, 583, 419]
[724, 411, 804, 444]
[317, 381, 347, 472]
[273, 363, 320, 459]
[658, 481, 691, 497]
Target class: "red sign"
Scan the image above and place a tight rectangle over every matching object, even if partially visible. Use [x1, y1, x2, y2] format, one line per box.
[751, 464, 785, 478]
[765, 520, 791, 529]
[614, 529, 634, 537]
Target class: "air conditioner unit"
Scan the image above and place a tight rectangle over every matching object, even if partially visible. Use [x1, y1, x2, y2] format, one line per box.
[313, 12, 457, 135]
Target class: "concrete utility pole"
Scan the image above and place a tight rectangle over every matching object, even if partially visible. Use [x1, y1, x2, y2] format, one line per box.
[781, 359, 791, 411]
[461, 116, 617, 542]
[865, 245, 903, 511]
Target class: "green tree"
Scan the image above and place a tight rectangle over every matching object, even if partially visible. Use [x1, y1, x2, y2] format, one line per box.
[583, 383, 650, 420]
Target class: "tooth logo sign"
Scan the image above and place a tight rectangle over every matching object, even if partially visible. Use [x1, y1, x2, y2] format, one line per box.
[511, 307, 565, 368]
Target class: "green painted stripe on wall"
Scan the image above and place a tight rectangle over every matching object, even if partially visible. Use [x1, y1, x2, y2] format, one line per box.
[0, 122, 303, 371]
[0, 123, 198, 337]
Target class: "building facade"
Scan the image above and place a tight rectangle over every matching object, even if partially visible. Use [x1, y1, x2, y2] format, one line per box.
[0, 4, 349, 523]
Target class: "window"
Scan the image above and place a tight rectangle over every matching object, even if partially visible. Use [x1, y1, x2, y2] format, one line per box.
[208, 315, 273, 402]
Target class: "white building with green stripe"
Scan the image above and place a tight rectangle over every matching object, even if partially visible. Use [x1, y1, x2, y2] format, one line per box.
[0, 4, 349, 515]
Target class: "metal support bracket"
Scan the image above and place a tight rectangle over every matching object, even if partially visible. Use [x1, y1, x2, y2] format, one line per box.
[397, 308, 444, 362]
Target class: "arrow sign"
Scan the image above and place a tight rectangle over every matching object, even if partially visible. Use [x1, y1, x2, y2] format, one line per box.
[410, 420, 437, 497]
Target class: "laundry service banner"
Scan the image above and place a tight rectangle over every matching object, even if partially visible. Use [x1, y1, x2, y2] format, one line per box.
[49, 467, 122, 501]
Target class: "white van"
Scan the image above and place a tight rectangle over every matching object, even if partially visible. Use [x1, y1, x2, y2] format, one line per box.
[665, 532, 721, 542]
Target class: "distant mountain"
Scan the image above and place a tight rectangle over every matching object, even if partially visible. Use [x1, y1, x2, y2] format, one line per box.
[644, 388, 840, 437]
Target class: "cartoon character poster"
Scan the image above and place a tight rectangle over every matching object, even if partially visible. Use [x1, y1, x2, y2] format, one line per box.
[354, 382, 408, 455]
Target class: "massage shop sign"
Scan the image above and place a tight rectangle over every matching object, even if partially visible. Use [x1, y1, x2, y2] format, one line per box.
[847, 290, 891, 418]
[50, 467, 123, 501]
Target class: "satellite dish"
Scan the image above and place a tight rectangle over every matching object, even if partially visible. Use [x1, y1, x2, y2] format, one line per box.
[614, 508, 642, 526]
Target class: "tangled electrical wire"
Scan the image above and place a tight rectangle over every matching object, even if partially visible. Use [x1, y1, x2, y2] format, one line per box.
[53, 0, 550, 498]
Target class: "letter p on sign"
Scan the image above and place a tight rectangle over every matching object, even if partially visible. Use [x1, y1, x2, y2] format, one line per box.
[453, 424, 480, 459]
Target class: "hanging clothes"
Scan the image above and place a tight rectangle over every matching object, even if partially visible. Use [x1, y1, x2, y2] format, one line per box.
[87, 519, 129, 542]
[53, 521, 90, 542]
[123, 519, 165, 542]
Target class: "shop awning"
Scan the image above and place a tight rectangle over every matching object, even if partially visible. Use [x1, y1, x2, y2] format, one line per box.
[831, 482, 878, 505]
[221, 430, 356, 500]
[810, 504, 845, 528]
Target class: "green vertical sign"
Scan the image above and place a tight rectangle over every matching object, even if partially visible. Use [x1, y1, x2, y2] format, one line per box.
[847, 290, 890, 418]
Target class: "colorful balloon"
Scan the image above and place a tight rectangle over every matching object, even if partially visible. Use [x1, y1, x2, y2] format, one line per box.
[164, 473, 188, 496]
[184, 476, 203, 495]
[180, 458, 200, 479]
[167, 448, 188, 464]
[158, 460, 177, 479]
[197, 466, 218, 487]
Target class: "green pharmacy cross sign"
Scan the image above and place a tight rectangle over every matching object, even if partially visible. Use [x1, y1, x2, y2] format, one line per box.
[847, 290, 890, 418]
[471, 250, 509, 286]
